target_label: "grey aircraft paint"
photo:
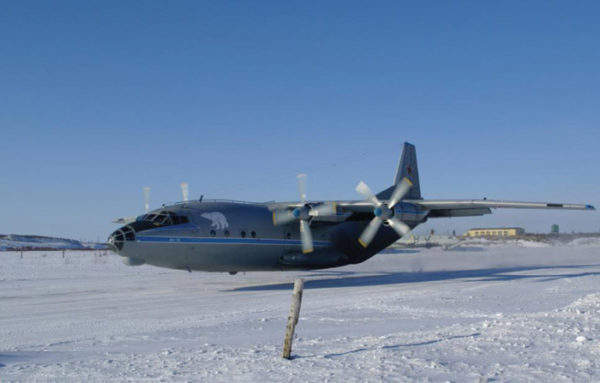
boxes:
[108,200,424,272]
[107,143,595,273]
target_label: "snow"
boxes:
[566,237,600,248]
[1,245,600,382]
[0,234,107,251]
[460,237,552,248]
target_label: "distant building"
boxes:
[465,227,525,237]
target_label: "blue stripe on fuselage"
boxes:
[136,236,333,247]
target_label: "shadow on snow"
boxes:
[320,332,482,359]
[230,264,600,292]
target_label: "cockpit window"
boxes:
[172,215,189,225]
[136,211,189,227]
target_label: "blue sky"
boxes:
[1,1,598,241]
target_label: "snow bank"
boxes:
[566,237,600,248]
[460,236,600,249]
[460,238,551,248]
[0,234,107,251]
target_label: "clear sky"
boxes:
[1,1,598,241]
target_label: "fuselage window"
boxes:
[225,230,230,237]
[251,231,256,238]
[241,231,246,238]
[286,232,291,239]
[210,230,216,237]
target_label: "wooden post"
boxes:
[282,278,304,359]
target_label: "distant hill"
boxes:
[0,234,108,251]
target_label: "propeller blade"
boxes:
[358,216,383,248]
[297,173,307,203]
[309,202,337,217]
[180,182,189,202]
[356,181,380,206]
[143,187,151,212]
[388,177,413,208]
[272,209,296,226]
[300,219,313,254]
[387,217,411,238]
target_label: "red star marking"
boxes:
[406,165,412,175]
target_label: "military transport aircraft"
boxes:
[107,143,595,273]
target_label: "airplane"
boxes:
[107,143,595,274]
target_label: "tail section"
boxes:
[377,142,422,200]
[394,142,421,199]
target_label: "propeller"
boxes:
[272,174,336,254]
[143,186,151,213]
[355,177,413,248]
[180,182,189,202]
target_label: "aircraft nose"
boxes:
[107,226,136,253]
[106,232,120,253]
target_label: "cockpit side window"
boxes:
[171,213,189,225]
[136,210,189,228]
[154,211,171,225]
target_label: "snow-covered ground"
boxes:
[1,245,600,382]
[0,234,106,251]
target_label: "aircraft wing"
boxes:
[268,201,376,213]
[268,199,595,220]
[267,200,372,223]
[408,199,595,218]
[268,201,372,212]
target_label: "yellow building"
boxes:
[465,227,525,237]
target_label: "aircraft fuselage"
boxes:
[108,200,428,272]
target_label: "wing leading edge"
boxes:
[410,199,595,218]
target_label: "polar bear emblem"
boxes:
[201,212,229,230]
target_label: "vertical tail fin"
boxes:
[394,142,421,199]
[377,142,422,200]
